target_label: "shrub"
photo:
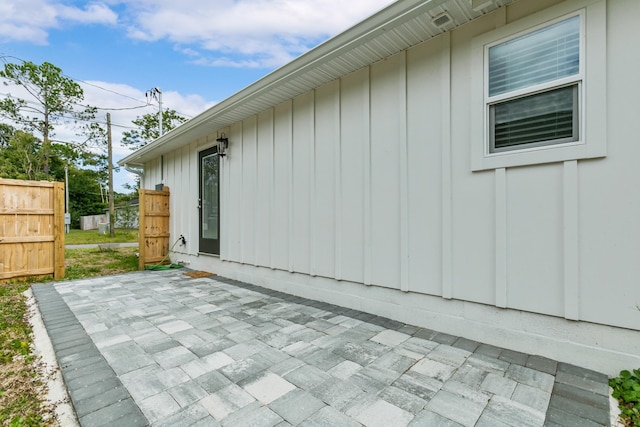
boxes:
[610,369,640,426]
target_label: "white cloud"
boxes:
[0,0,117,44]
[57,3,118,25]
[120,0,394,67]
[1,0,393,67]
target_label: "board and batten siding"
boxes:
[142,0,640,374]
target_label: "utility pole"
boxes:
[146,87,163,136]
[147,87,164,185]
[157,87,163,137]
[107,112,115,238]
[64,164,70,234]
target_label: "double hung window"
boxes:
[486,15,582,153]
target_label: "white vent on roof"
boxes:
[470,0,494,11]
[432,12,453,28]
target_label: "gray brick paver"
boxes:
[138,391,182,424]
[32,272,612,427]
[526,355,558,375]
[269,389,326,425]
[426,390,485,427]
[78,398,146,427]
[409,410,464,427]
[480,373,517,398]
[393,370,443,401]
[512,383,551,414]
[73,385,130,418]
[221,405,283,427]
[309,377,366,411]
[195,369,233,393]
[151,403,212,427]
[284,364,332,390]
[548,394,609,425]
[351,397,414,427]
[349,365,401,393]
[544,406,606,427]
[298,406,361,427]
[379,385,428,414]
[168,380,210,407]
[554,370,610,396]
[506,364,555,393]
[481,395,545,427]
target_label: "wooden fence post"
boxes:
[138,186,171,270]
[138,189,146,271]
[53,182,65,279]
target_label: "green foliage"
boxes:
[68,167,107,228]
[610,369,640,425]
[121,109,187,150]
[0,61,92,140]
[0,123,110,227]
[115,203,138,229]
[0,123,14,147]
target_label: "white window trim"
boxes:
[470,0,606,171]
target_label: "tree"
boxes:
[67,167,107,228]
[0,129,47,180]
[0,123,14,147]
[0,61,97,172]
[121,109,187,150]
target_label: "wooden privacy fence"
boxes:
[139,186,170,269]
[0,178,65,282]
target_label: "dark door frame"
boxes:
[198,146,220,255]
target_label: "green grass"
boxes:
[64,228,138,245]
[65,247,139,280]
[0,281,49,426]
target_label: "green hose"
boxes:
[144,236,185,271]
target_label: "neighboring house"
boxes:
[119,0,640,375]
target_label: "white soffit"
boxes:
[120,0,515,166]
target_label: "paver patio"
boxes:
[32,270,611,426]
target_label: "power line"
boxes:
[0,54,195,120]
[96,105,152,111]
[0,93,139,130]
[1,54,151,107]
[77,79,149,105]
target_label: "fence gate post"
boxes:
[53,182,65,279]
[138,189,146,270]
[138,187,171,270]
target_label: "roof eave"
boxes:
[119,0,501,167]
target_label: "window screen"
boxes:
[487,15,581,153]
[489,15,580,97]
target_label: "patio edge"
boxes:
[31,283,149,427]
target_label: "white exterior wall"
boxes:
[142,0,640,375]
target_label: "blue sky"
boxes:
[0,0,394,191]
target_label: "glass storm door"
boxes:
[199,146,220,255]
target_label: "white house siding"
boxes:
[142,0,640,374]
